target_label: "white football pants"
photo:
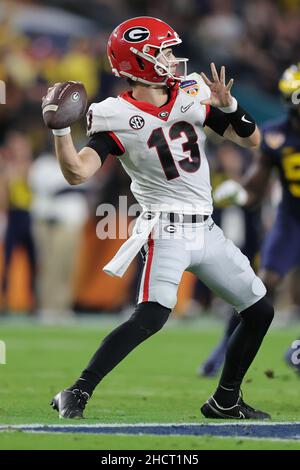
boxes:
[137,216,266,313]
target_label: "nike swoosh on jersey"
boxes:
[181,102,194,113]
[241,115,252,123]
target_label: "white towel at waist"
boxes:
[103,211,160,278]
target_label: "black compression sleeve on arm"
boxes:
[204,104,257,138]
[224,104,256,138]
[86,131,124,163]
[204,107,230,136]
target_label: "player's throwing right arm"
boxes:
[53,132,101,185]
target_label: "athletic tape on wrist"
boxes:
[52,127,71,136]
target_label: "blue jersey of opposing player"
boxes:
[241,64,300,277]
[259,116,300,276]
[261,117,300,220]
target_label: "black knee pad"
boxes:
[241,296,274,329]
[130,301,171,337]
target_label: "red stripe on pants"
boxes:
[142,235,154,302]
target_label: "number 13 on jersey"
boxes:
[147,121,201,180]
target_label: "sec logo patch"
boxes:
[129,115,145,129]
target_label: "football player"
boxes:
[199,64,300,377]
[44,17,274,419]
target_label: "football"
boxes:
[42,81,88,129]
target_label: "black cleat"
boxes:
[201,396,271,420]
[50,389,89,419]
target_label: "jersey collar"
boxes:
[120,84,179,121]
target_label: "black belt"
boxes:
[169,213,209,223]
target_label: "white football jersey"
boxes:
[87,73,213,214]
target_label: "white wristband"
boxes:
[52,127,71,136]
[218,97,238,114]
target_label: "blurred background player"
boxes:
[199,63,300,377]
[0,131,36,314]
[29,151,89,319]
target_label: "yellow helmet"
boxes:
[278,63,300,99]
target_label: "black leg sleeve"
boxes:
[219,297,274,391]
[69,302,171,396]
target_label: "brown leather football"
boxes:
[42,81,88,129]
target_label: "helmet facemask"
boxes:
[129,37,188,85]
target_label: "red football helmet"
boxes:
[107,17,188,86]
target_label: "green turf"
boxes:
[0,431,300,450]
[0,320,300,449]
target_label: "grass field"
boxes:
[0,318,299,450]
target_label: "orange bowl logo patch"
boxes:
[180,80,199,96]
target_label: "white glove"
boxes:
[213,180,248,206]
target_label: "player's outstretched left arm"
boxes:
[201,63,261,148]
